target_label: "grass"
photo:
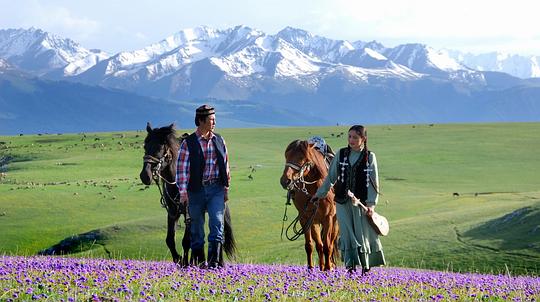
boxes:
[0,123,539,275]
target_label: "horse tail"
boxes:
[223,203,237,259]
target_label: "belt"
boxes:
[202,178,219,186]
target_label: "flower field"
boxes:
[0,256,538,301]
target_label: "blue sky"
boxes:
[1,0,538,56]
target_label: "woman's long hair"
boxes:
[349,125,369,162]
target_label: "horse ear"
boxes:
[146,122,152,133]
[305,141,316,151]
[299,140,307,151]
[169,123,175,130]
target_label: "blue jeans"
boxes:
[188,183,225,250]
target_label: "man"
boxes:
[175,105,231,268]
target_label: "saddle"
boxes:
[308,136,335,168]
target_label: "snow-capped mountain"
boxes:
[446,50,540,79]
[2,26,539,83]
[275,27,391,70]
[1,25,540,133]
[384,44,465,74]
[0,28,108,76]
[86,24,326,81]
[0,58,9,69]
[382,43,491,85]
[0,57,25,76]
[275,26,355,62]
[103,26,232,78]
[61,49,109,76]
[70,25,425,99]
[354,40,386,54]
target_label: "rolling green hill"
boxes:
[0,123,539,275]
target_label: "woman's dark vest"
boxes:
[185,132,229,192]
[334,147,370,204]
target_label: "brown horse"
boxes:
[280,140,339,271]
[139,123,236,266]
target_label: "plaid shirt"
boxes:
[176,130,230,200]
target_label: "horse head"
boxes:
[140,122,178,185]
[280,140,326,191]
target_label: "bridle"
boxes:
[143,148,176,185]
[143,147,179,211]
[284,161,318,196]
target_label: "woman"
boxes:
[311,125,386,274]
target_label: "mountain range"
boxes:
[1,26,540,134]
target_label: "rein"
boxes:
[281,160,321,241]
[282,195,320,241]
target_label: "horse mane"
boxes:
[144,125,179,151]
[307,143,329,180]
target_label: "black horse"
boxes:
[139,123,236,266]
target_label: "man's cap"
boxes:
[195,104,215,116]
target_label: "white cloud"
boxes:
[31,5,100,41]
[0,0,101,45]
[135,32,147,40]
[304,0,540,54]
[1,0,539,55]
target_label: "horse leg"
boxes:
[311,225,324,271]
[330,215,340,269]
[303,226,314,270]
[166,215,181,264]
[321,216,334,271]
[181,215,191,267]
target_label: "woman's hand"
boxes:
[366,206,375,217]
[346,190,357,202]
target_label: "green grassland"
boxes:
[1,123,539,275]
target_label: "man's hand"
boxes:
[180,196,189,206]
[224,191,229,202]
